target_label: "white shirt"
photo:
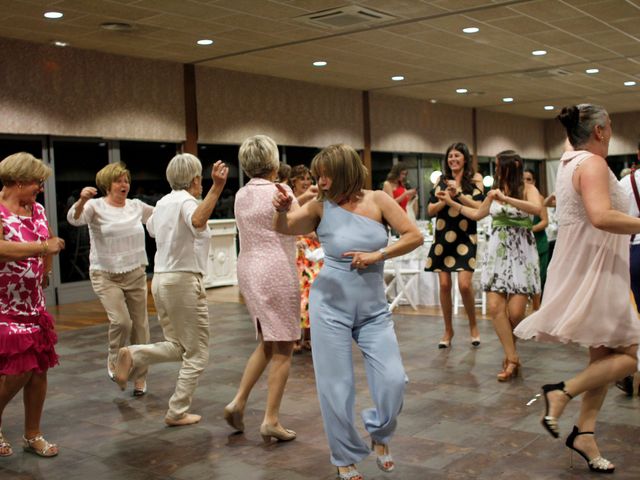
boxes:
[619,171,640,245]
[67,197,153,273]
[147,190,210,275]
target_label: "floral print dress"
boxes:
[296,236,323,329]
[481,200,540,295]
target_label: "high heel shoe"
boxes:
[540,381,573,438]
[470,336,481,347]
[336,465,363,480]
[565,425,615,473]
[223,404,245,432]
[496,360,520,382]
[371,440,395,472]
[438,339,451,349]
[259,424,296,443]
[133,380,147,397]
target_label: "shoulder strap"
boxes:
[630,169,640,241]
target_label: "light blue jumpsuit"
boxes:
[309,201,406,467]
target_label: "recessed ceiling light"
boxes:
[585,68,599,74]
[462,27,479,34]
[430,99,437,103]
[52,41,69,47]
[44,11,63,19]
[456,88,468,94]
[312,60,327,67]
[502,97,514,103]
[544,105,554,111]
[532,50,547,56]
[197,39,214,46]
[391,75,405,81]
[624,81,637,86]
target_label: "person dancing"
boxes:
[438,150,541,381]
[67,163,153,396]
[515,104,639,473]
[274,144,423,480]
[0,153,65,457]
[223,135,299,442]
[115,154,228,426]
[426,142,484,348]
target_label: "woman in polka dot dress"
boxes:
[437,150,542,382]
[426,143,484,349]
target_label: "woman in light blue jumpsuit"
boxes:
[274,144,423,480]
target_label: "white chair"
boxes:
[384,258,421,311]
[452,270,487,316]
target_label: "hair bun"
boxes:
[557,106,579,130]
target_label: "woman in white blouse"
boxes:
[67,162,153,396]
[114,154,228,426]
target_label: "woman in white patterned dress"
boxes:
[437,150,541,381]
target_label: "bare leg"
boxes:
[506,294,528,328]
[531,293,542,311]
[487,292,518,362]
[22,371,58,455]
[0,372,32,454]
[457,271,478,339]
[438,272,454,343]
[546,345,638,464]
[263,341,294,428]
[226,340,273,419]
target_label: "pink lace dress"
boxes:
[0,202,58,375]
[515,151,640,348]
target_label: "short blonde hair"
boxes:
[0,152,52,186]
[95,162,131,195]
[238,135,279,179]
[166,153,202,190]
[310,144,367,202]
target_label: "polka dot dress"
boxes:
[425,178,484,272]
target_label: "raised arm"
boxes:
[578,155,640,234]
[273,184,321,235]
[67,186,97,225]
[191,160,228,230]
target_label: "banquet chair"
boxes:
[384,258,421,312]
[452,270,487,315]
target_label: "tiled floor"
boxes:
[1,302,639,479]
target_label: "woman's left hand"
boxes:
[343,250,382,269]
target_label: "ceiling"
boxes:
[2,0,640,118]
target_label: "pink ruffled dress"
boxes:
[515,151,640,348]
[0,202,58,375]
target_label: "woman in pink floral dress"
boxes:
[290,165,322,352]
[0,153,65,458]
[223,136,300,443]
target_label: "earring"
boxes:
[18,184,22,189]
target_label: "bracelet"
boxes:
[379,248,388,261]
[40,239,48,256]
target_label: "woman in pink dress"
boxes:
[223,135,299,442]
[0,153,65,458]
[515,105,640,474]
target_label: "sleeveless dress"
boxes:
[0,202,58,375]
[515,150,640,348]
[235,179,300,341]
[392,182,409,211]
[426,178,484,272]
[481,200,540,295]
[309,200,405,466]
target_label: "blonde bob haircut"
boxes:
[238,135,279,179]
[166,153,202,190]
[95,162,131,195]
[0,152,52,186]
[310,144,368,203]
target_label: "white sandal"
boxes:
[0,429,12,457]
[22,434,58,457]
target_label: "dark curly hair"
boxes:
[443,142,476,194]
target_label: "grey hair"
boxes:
[166,153,202,190]
[558,104,608,148]
[238,135,279,179]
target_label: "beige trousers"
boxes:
[129,272,210,421]
[90,266,150,381]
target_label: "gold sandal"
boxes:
[0,429,12,457]
[22,434,58,457]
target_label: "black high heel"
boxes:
[565,426,615,473]
[540,381,573,438]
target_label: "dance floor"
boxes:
[1,297,639,479]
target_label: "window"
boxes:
[197,144,241,219]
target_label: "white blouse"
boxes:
[147,190,210,276]
[67,197,154,273]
